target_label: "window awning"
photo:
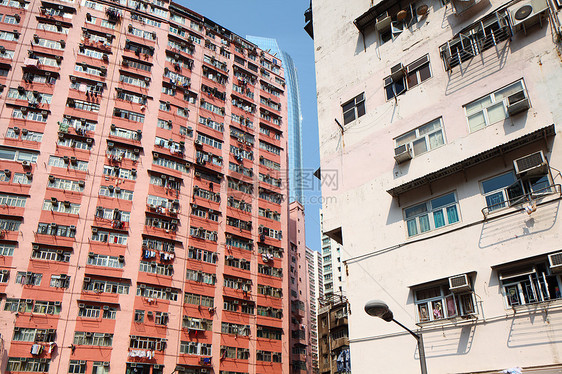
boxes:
[354,6,379,31]
[387,124,555,197]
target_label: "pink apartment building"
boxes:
[288,201,311,373]
[0,0,291,373]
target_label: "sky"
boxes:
[181,0,323,252]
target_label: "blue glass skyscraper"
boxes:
[246,36,304,204]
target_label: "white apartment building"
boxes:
[321,212,345,298]
[307,247,324,373]
[311,0,562,372]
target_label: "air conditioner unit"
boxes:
[548,252,562,273]
[506,89,530,116]
[376,11,392,31]
[513,151,547,177]
[508,0,549,30]
[448,274,471,292]
[394,143,413,163]
[390,63,405,81]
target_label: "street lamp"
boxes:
[365,300,428,374]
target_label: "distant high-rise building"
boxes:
[288,201,312,373]
[247,36,304,204]
[320,211,344,298]
[306,247,323,373]
[0,2,292,373]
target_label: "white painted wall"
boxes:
[313,0,562,371]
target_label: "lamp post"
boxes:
[364,300,428,374]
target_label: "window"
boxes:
[88,254,124,268]
[406,55,432,89]
[7,358,49,372]
[92,362,110,374]
[499,258,562,307]
[84,279,129,294]
[78,305,100,319]
[73,332,113,347]
[49,155,89,171]
[68,360,86,374]
[404,192,460,237]
[137,284,178,301]
[481,166,552,213]
[179,341,212,355]
[481,172,519,212]
[465,80,526,132]
[385,55,431,100]
[0,243,15,256]
[184,292,214,307]
[16,271,42,285]
[134,309,144,323]
[395,118,444,157]
[33,301,61,314]
[414,280,476,323]
[342,93,365,125]
[0,147,39,163]
[50,274,70,288]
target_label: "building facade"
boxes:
[0,1,291,373]
[311,0,562,372]
[287,201,312,373]
[306,246,324,373]
[317,295,350,374]
[246,36,304,205]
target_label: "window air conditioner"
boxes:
[513,151,547,177]
[375,11,392,31]
[394,143,413,164]
[448,274,471,292]
[548,252,562,273]
[508,0,549,31]
[506,89,530,116]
